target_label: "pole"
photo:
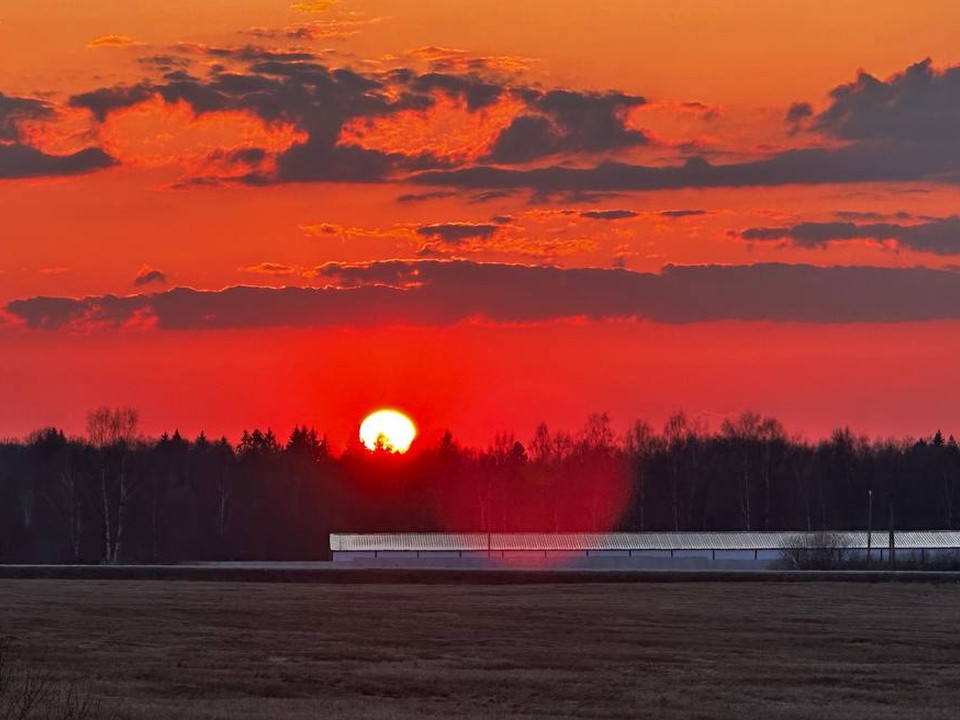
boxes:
[866,489,873,565]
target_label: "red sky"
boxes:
[3,1,960,448]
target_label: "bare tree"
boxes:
[779,531,849,570]
[721,411,764,530]
[529,422,552,465]
[86,407,139,564]
[663,411,688,531]
[625,419,660,532]
[758,416,786,530]
[578,413,616,529]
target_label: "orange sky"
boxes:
[3,1,960,446]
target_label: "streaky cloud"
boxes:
[9,262,960,330]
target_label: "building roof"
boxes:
[330,531,960,552]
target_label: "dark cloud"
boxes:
[0,95,109,176]
[416,59,960,191]
[488,115,559,164]
[740,217,960,254]
[487,89,647,163]
[409,72,502,111]
[415,223,499,242]
[0,96,111,179]
[133,268,167,287]
[11,262,960,330]
[491,215,514,224]
[0,92,54,141]
[815,58,960,145]
[70,83,156,122]
[785,102,813,124]
[206,146,267,167]
[198,45,321,63]
[276,142,396,182]
[834,210,914,222]
[136,55,192,72]
[64,48,657,184]
[468,190,514,203]
[537,190,625,204]
[69,54,454,184]
[414,140,955,191]
[660,209,709,218]
[230,147,267,165]
[0,145,116,179]
[65,53,960,191]
[396,190,458,203]
[580,209,637,220]
[532,90,646,147]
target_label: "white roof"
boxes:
[330,531,960,552]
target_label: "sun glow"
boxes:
[359,409,417,453]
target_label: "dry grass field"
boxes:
[1,579,959,719]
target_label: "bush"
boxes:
[779,531,850,570]
[0,640,113,720]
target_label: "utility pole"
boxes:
[866,488,873,565]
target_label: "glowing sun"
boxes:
[359,409,417,453]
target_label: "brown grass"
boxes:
[1,580,959,719]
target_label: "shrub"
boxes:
[0,640,113,720]
[779,531,850,570]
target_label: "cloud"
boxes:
[210,146,267,166]
[87,34,143,49]
[0,92,54,141]
[238,262,303,276]
[487,115,558,164]
[137,55,192,72]
[242,16,380,41]
[69,60,417,182]
[396,190,458,203]
[409,59,960,191]
[834,210,914,222]
[0,91,117,179]
[785,102,813,124]
[486,89,647,163]
[412,140,954,191]
[11,262,960,331]
[815,58,960,145]
[415,223,499,242]
[660,209,709,218]
[65,51,960,192]
[580,209,637,221]
[70,83,156,122]
[0,144,116,179]
[408,73,502,111]
[63,48,656,184]
[291,1,335,12]
[133,267,167,287]
[739,216,960,254]
[468,190,514,203]
[299,222,413,242]
[404,46,533,74]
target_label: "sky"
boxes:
[3,0,960,448]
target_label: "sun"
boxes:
[359,409,417,453]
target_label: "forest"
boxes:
[1,407,958,563]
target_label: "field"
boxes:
[2,579,959,719]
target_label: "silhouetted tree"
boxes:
[86,407,139,563]
[2,412,960,563]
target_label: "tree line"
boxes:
[1,407,958,563]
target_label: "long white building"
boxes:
[330,531,960,568]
